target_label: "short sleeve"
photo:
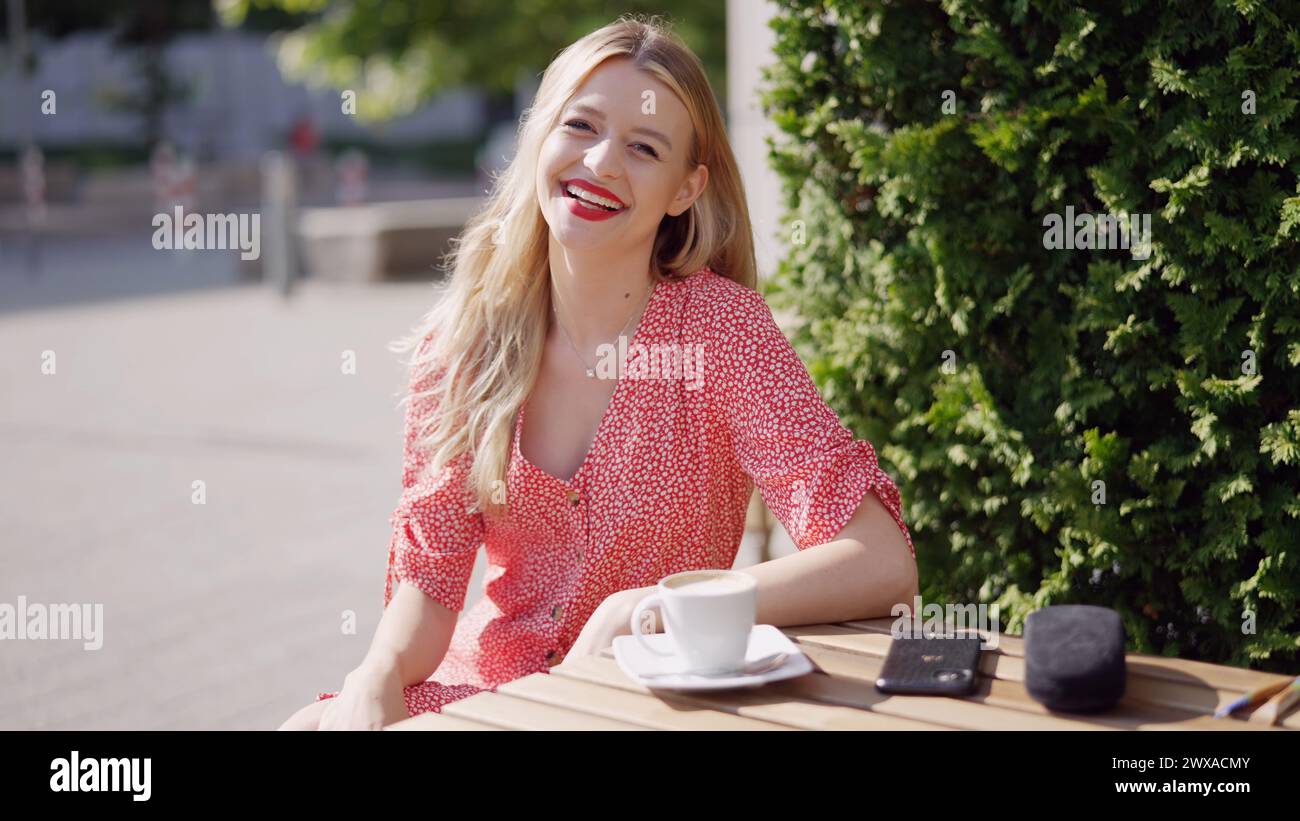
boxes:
[382,333,485,613]
[706,286,914,558]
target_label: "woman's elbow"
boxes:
[897,552,919,602]
[853,528,917,617]
[880,526,918,605]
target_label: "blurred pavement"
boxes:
[1,280,451,729]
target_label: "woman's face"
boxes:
[536,57,708,255]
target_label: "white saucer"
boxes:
[612,624,813,690]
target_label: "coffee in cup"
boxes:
[629,569,757,674]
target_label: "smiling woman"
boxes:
[282,14,916,732]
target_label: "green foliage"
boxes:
[218,1,727,122]
[762,0,1300,669]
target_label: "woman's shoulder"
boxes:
[673,264,752,298]
[673,265,771,337]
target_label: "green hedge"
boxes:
[761,0,1300,669]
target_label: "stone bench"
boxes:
[296,196,485,282]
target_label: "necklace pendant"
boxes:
[585,367,596,378]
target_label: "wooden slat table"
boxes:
[388,618,1299,731]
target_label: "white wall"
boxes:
[727,0,785,282]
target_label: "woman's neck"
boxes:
[546,236,658,350]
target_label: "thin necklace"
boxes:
[552,277,655,378]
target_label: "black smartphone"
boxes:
[875,633,983,696]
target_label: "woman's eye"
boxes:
[562,119,658,158]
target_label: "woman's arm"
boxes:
[318,583,458,729]
[739,490,918,628]
[356,330,480,687]
[352,582,458,687]
[697,279,918,628]
[586,491,916,655]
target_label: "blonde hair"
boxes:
[389,14,756,519]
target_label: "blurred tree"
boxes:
[3,1,209,146]
[102,2,212,148]
[215,0,727,123]
[762,0,1300,669]
[2,0,306,146]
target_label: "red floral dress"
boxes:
[316,266,914,717]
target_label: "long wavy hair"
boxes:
[389,15,757,519]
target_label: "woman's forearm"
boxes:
[739,493,918,627]
[740,537,916,628]
[354,582,458,688]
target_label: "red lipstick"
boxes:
[560,178,627,222]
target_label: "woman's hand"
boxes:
[565,585,659,662]
[317,663,409,731]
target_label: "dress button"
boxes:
[566,489,581,505]
[546,649,559,666]
[551,603,565,620]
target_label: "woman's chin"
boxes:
[548,222,621,251]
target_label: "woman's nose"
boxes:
[584,139,622,179]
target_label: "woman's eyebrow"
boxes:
[568,102,673,151]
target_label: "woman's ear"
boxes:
[667,163,709,217]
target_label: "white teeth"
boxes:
[565,183,623,210]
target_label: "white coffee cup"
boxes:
[629,569,757,674]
